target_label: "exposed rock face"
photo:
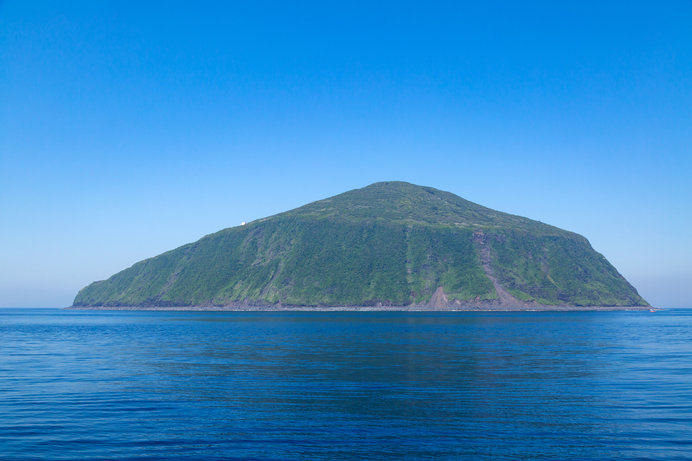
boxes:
[472,231,543,309]
[73,182,649,309]
[426,286,450,308]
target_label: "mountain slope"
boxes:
[73,182,648,309]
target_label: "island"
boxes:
[73,182,649,310]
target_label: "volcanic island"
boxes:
[73,182,649,311]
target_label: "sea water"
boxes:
[1,308,691,460]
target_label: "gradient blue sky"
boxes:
[1,1,691,307]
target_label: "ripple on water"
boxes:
[1,308,691,460]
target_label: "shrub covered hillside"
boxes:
[74,182,648,308]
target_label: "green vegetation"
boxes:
[486,229,647,306]
[73,182,648,308]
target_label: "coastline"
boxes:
[68,305,652,312]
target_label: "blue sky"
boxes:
[1,1,690,307]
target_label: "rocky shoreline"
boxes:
[69,304,651,312]
[70,285,651,312]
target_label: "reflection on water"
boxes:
[1,309,691,459]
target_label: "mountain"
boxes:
[73,182,648,309]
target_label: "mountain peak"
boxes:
[283,181,559,234]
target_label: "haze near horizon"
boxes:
[1,1,690,307]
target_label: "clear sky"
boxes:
[1,1,690,308]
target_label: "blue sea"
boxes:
[1,308,691,460]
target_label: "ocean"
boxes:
[1,308,690,460]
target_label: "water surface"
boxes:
[1,308,691,460]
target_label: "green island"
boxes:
[73,182,649,310]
